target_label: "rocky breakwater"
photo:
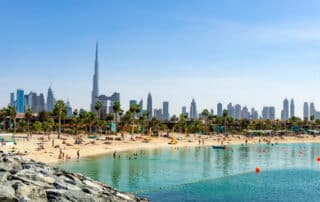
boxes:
[0,152,148,202]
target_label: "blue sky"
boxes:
[1,0,320,117]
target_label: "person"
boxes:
[52,139,54,147]
[198,139,201,146]
[113,151,117,159]
[77,150,80,159]
[202,139,205,145]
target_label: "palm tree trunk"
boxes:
[27,120,30,135]
[58,114,61,139]
[13,118,16,134]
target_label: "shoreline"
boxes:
[1,133,320,164]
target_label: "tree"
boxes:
[43,118,55,137]
[25,108,33,135]
[53,100,66,139]
[95,101,103,119]
[112,101,122,123]
[18,119,26,132]
[87,112,97,133]
[38,110,49,122]
[33,121,42,134]
[0,108,8,131]
[7,106,17,134]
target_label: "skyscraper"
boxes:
[281,98,289,121]
[234,104,241,120]
[217,103,223,117]
[310,102,316,118]
[290,99,295,118]
[66,100,73,117]
[251,108,258,120]
[190,98,198,120]
[16,89,24,113]
[10,92,15,107]
[154,109,162,120]
[182,106,187,117]
[47,86,56,112]
[241,106,249,119]
[91,42,99,112]
[227,103,234,118]
[262,106,275,120]
[138,99,143,116]
[147,93,152,121]
[139,99,143,111]
[163,101,169,121]
[303,102,309,120]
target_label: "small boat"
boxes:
[212,145,226,149]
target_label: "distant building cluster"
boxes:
[6,43,320,122]
[9,86,73,117]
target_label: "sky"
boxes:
[1,0,320,118]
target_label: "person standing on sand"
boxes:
[77,150,80,159]
[52,139,54,147]
[198,139,201,146]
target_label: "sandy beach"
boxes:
[1,133,320,164]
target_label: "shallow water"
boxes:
[59,143,320,201]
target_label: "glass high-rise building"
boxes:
[163,101,169,121]
[190,98,198,120]
[47,86,56,112]
[217,103,223,117]
[262,106,275,120]
[147,93,153,121]
[290,99,295,118]
[16,89,24,113]
[281,98,289,121]
[91,42,99,112]
[10,92,15,107]
[303,102,309,120]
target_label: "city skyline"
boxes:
[2,1,320,117]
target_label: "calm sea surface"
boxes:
[58,143,320,201]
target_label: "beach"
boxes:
[1,133,320,164]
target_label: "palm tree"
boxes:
[95,101,103,119]
[0,108,8,131]
[79,111,89,133]
[25,108,33,135]
[87,112,97,134]
[7,106,17,134]
[53,100,66,139]
[113,101,121,123]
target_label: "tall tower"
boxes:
[290,99,295,118]
[163,101,169,121]
[47,86,56,112]
[282,98,289,121]
[190,98,198,120]
[217,103,223,117]
[147,93,152,121]
[91,42,99,112]
[303,102,309,120]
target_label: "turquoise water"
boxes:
[59,143,320,201]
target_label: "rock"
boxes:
[0,184,17,201]
[0,153,147,202]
